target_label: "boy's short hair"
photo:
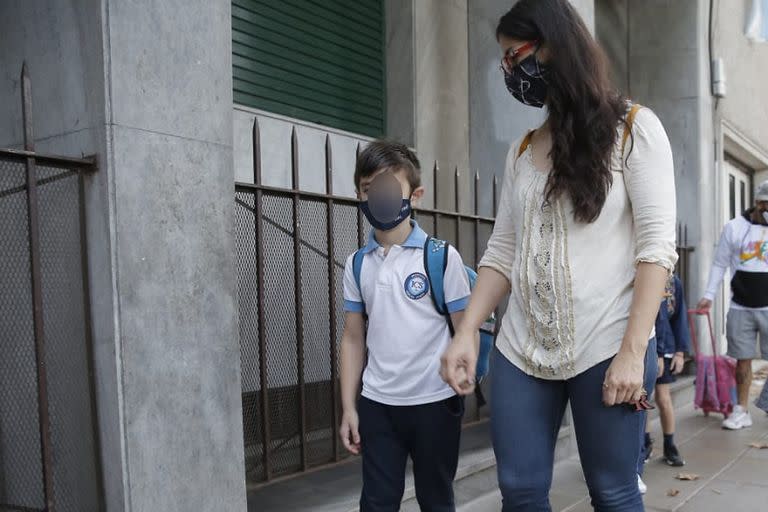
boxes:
[354,140,421,193]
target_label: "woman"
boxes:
[441,1,677,510]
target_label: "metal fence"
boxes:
[0,65,102,512]
[235,119,697,487]
[235,121,498,485]
[675,223,694,303]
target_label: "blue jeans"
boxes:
[637,342,659,476]
[490,340,657,512]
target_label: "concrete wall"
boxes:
[1,0,248,510]
[596,0,722,345]
[715,0,768,158]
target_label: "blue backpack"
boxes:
[352,237,496,402]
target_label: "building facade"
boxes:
[2,1,767,511]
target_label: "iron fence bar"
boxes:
[474,172,480,269]
[356,143,364,247]
[21,62,55,512]
[291,128,308,471]
[454,167,461,251]
[0,169,79,200]
[324,135,340,462]
[473,171,482,421]
[233,184,496,223]
[235,182,360,207]
[252,119,272,480]
[492,175,501,357]
[432,162,440,238]
[0,148,96,170]
[79,173,106,510]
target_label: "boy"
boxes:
[644,273,691,467]
[339,140,471,512]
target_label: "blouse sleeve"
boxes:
[478,141,521,281]
[623,107,678,273]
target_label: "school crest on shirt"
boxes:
[404,272,429,300]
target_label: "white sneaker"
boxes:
[722,405,753,430]
[638,474,647,495]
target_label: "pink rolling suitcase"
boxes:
[688,309,737,418]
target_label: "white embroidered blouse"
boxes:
[479,107,678,379]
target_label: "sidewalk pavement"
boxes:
[248,366,768,512]
[464,366,768,512]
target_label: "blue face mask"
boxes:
[360,196,412,231]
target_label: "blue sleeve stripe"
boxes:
[344,300,365,313]
[446,296,470,314]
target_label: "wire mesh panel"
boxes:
[36,167,100,512]
[235,182,497,484]
[332,204,360,462]
[0,160,45,511]
[0,159,100,512]
[260,194,302,477]
[235,190,265,481]
[298,199,334,467]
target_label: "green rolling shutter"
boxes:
[232,0,385,137]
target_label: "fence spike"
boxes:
[325,134,333,195]
[252,118,262,185]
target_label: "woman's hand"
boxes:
[603,348,645,406]
[657,356,665,378]
[671,352,685,375]
[441,329,479,395]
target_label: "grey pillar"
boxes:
[100,0,246,510]
[1,0,247,510]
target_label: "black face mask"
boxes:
[503,53,549,108]
[359,172,412,231]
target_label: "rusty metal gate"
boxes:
[235,121,498,486]
[0,65,102,512]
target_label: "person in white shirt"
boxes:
[339,140,471,512]
[440,1,677,510]
[696,180,768,430]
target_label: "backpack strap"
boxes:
[352,249,366,314]
[517,130,535,158]
[621,103,642,156]
[423,237,455,335]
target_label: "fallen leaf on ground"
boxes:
[748,442,768,449]
[675,473,700,481]
[667,489,680,497]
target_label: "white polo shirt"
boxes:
[343,222,471,406]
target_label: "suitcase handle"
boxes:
[687,309,718,357]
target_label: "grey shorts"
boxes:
[726,308,768,360]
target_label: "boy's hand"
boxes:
[657,356,664,378]
[671,352,685,374]
[441,330,479,395]
[340,410,361,455]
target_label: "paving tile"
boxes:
[718,456,768,487]
[551,492,588,511]
[551,459,589,497]
[677,480,768,512]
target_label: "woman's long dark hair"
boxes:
[497,0,628,223]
